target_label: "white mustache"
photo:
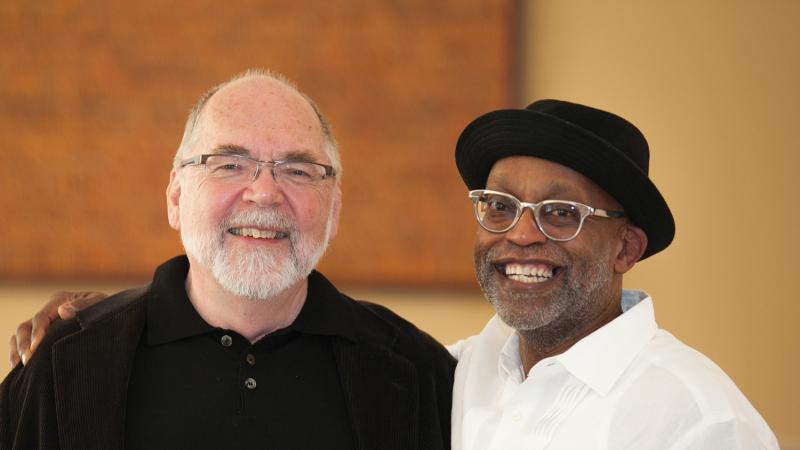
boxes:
[221,209,295,234]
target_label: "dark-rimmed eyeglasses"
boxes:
[179,154,336,186]
[469,189,626,241]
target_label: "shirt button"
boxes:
[221,335,233,347]
[512,411,523,422]
[244,378,257,390]
[246,354,256,366]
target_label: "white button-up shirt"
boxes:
[449,291,778,449]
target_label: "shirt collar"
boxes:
[498,290,658,395]
[147,256,214,345]
[292,271,358,343]
[146,255,357,345]
[556,290,656,395]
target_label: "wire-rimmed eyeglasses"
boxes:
[179,153,336,186]
[469,189,626,241]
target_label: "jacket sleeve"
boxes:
[0,363,19,449]
[358,301,457,450]
[0,319,79,450]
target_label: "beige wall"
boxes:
[522,0,799,446]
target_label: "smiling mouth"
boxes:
[495,262,560,284]
[228,227,288,240]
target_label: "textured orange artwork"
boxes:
[0,1,516,287]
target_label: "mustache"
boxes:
[220,209,296,232]
[478,241,567,265]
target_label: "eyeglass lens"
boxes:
[473,192,584,240]
[204,155,328,185]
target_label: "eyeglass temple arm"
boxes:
[179,155,205,167]
[593,208,626,218]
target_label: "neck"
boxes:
[184,265,308,343]
[517,295,622,375]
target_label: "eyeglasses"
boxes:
[469,189,626,241]
[179,154,336,186]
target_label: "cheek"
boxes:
[567,229,617,265]
[290,191,335,232]
[474,228,502,257]
[183,184,239,226]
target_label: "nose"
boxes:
[504,207,548,246]
[241,164,284,207]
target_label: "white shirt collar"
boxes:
[498,290,658,395]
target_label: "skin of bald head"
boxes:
[473,156,647,371]
[173,68,342,178]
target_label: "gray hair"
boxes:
[172,68,341,177]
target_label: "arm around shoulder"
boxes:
[0,318,81,449]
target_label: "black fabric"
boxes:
[455,99,675,259]
[0,255,456,450]
[125,256,355,449]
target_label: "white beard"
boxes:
[474,241,615,334]
[181,208,332,300]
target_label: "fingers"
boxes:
[9,334,20,367]
[28,293,67,356]
[56,291,108,320]
[13,320,33,366]
[11,290,109,367]
[31,291,108,348]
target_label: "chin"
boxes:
[491,295,562,332]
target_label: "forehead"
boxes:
[194,78,326,160]
[486,156,617,205]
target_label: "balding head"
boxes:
[174,69,341,176]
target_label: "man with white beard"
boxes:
[0,70,455,450]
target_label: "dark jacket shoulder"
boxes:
[308,271,455,368]
[0,286,149,450]
[308,271,455,450]
[355,300,456,368]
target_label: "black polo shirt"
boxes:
[125,257,357,449]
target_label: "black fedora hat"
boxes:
[455,99,674,259]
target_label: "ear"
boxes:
[327,181,342,239]
[166,169,182,231]
[614,224,648,274]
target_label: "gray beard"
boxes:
[474,241,615,353]
[182,208,331,300]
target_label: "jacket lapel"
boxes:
[51,288,146,450]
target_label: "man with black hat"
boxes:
[449,100,778,449]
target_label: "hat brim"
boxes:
[455,109,674,259]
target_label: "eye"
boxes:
[540,202,581,224]
[276,162,322,182]
[215,163,242,171]
[286,168,312,178]
[481,194,516,216]
[552,208,574,217]
[207,162,247,177]
[488,199,508,211]
[205,155,249,176]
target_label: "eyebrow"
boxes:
[278,150,321,164]
[211,145,323,164]
[490,176,581,199]
[541,181,579,198]
[213,144,252,157]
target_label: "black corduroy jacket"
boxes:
[0,266,456,450]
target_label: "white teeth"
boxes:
[230,228,284,239]
[504,264,553,283]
